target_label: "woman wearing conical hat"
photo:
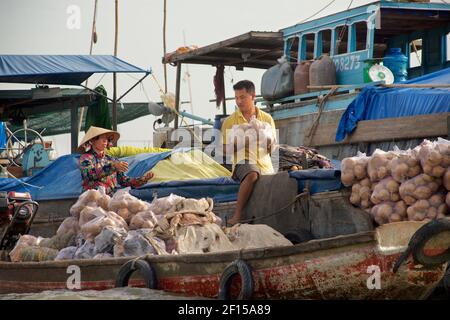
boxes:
[78,126,154,196]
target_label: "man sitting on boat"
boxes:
[222,80,276,226]
[77,126,154,196]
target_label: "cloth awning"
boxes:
[0,55,150,85]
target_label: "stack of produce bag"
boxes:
[10,187,292,262]
[341,139,450,226]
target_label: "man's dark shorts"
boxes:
[232,163,261,182]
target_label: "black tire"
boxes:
[283,229,313,244]
[393,219,450,272]
[218,259,254,300]
[115,259,157,289]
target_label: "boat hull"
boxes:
[1,221,448,299]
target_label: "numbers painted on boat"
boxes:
[333,55,362,72]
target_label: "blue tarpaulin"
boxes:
[0,55,150,85]
[0,122,6,149]
[0,147,343,202]
[289,169,343,195]
[131,169,343,204]
[0,151,172,201]
[336,67,450,142]
[130,177,241,203]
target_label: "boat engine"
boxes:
[0,191,38,250]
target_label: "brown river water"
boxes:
[0,287,211,300]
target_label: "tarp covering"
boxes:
[148,149,231,183]
[130,177,240,203]
[289,169,343,195]
[0,122,6,149]
[0,148,232,201]
[106,146,171,158]
[0,55,150,85]
[336,67,450,142]
[84,85,112,131]
[9,102,153,137]
[132,169,343,204]
[0,149,343,203]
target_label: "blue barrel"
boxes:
[383,48,408,83]
[212,114,229,144]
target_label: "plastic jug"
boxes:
[309,54,336,91]
[294,61,311,95]
[383,48,408,82]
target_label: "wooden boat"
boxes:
[1,220,449,299]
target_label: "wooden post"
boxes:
[163,0,168,93]
[112,0,119,136]
[113,76,117,131]
[78,0,98,136]
[70,104,79,153]
[174,63,182,129]
[222,69,227,115]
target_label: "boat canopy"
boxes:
[162,31,284,69]
[0,55,150,85]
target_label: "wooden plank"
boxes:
[277,112,450,147]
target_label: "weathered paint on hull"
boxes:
[0,222,448,299]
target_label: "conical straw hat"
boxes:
[77,126,120,153]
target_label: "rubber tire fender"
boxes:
[218,259,254,300]
[283,229,313,244]
[115,259,157,289]
[393,219,450,272]
[411,219,450,267]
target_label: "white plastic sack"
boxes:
[225,224,292,250]
[175,224,235,254]
[94,226,127,254]
[55,246,77,261]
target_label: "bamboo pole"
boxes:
[163,0,168,93]
[112,0,119,135]
[78,0,99,134]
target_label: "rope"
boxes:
[4,167,43,189]
[336,0,356,51]
[305,86,339,146]
[235,191,310,225]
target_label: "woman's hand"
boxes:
[113,161,129,173]
[142,171,154,181]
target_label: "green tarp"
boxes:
[84,85,112,131]
[9,102,151,136]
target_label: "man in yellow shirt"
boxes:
[221,80,276,225]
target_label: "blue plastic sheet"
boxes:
[288,169,343,195]
[0,122,6,149]
[130,177,240,203]
[131,169,344,204]
[336,67,450,142]
[0,149,343,202]
[0,55,150,85]
[0,151,172,201]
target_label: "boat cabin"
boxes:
[282,0,450,86]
